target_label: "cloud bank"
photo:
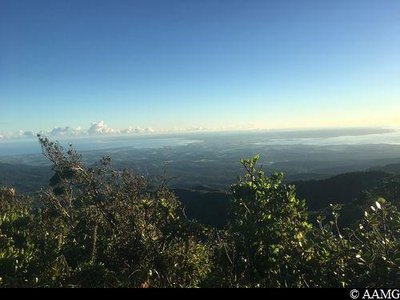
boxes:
[0,121,162,140]
[88,121,115,135]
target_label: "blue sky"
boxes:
[1,0,399,136]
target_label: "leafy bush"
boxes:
[208,155,314,287]
[1,139,400,288]
[1,136,211,287]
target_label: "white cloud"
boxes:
[22,131,36,138]
[15,130,37,138]
[121,126,138,134]
[121,127,155,134]
[0,121,163,140]
[50,126,83,137]
[120,127,132,134]
[190,126,206,131]
[88,121,115,135]
[144,127,154,133]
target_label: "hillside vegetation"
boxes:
[1,137,400,287]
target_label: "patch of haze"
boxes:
[253,129,400,146]
[0,135,203,157]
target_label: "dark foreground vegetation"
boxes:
[1,137,400,288]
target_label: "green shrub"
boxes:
[1,140,400,288]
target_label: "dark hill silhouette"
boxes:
[2,161,400,228]
[293,171,393,211]
[0,162,51,193]
[173,188,231,228]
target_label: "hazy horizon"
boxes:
[1,126,399,158]
[0,123,399,141]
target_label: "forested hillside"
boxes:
[175,171,400,229]
[0,163,51,193]
[1,137,400,287]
